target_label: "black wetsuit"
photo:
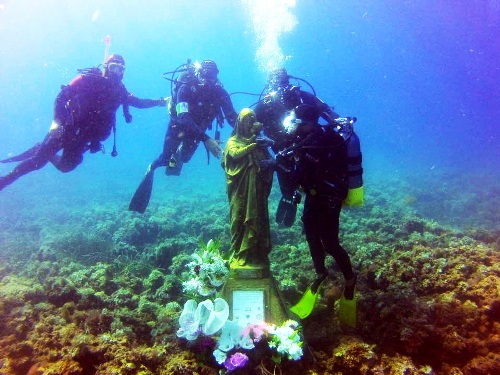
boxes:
[286,125,355,280]
[127,76,237,214]
[151,79,237,170]
[254,86,338,198]
[0,70,163,190]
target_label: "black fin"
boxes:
[128,168,155,213]
[1,143,42,163]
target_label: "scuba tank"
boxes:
[336,117,364,206]
[163,59,196,117]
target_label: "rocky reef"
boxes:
[0,172,498,374]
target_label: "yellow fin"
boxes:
[339,294,357,328]
[290,288,319,319]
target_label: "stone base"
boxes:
[228,263,271,279]
[220,265,289,326]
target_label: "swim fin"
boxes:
[289,281,324,319]
[339,292,357,328]
[1,143,42,163]
[129,166,154,213]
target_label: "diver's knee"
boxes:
[151,156,168,170]
[54,156,82,172]
[57,163,78,173]
[149,160,160,171]
[63,166,77,173]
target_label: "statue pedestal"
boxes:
[220,265,289,326]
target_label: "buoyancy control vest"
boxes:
[65,66,126,157]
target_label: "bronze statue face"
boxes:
[237,108,257,138]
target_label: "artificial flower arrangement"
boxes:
[177,298,303,373]
[178,239,303,373]
[182,238,231,297]
[213,318,303,373]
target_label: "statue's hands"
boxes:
[204,137,222,159]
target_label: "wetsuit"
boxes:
[254,85,339,223]
[151,78,237,171]
[0,71,163,190]
[128,76,237,214]
[286,125,355,280]
[255,86,338,153]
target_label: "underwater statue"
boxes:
[222,108,274,267]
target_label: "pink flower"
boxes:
[241,322,274,342]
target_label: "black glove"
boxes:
[157,98,167,107]
[255,135,275,147]
[259,159,276,171]
[124,113,133,123]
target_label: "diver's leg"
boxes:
[0,132,61,190]
[152,123,180,171]
[50,140,86,173]
[276,162,295,197]
[0,155,51,190]
[166,137,197,175]
[0,142,43,163]
[129,128,176,212]
[302,195,329,291]
[162,137,182,175]
[275,162,300,226]
[179,138,199,163]
[321,198,356,298]
[165,135,195,176]
[321,199,354,279]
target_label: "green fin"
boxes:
[290,278,327,319]
[339,293,357,328]
[290,288,319,319]
[129,168,154,213]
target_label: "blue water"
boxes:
[0,0,498,226]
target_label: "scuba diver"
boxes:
[0,54,166,191]
[129,59,238,214]
[281,104,357,321]
[254,68,341,227]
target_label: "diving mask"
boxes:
[107,62,126,75]
[197,68,218,85]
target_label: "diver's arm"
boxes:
[320,102,340,125]
[301,91,340,125]
[118,86,164,123]
[219,88,238,127]
[127,94,166,109]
